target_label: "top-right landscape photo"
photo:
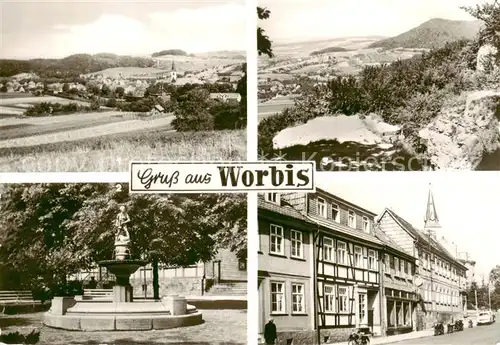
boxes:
[257,0,500,171]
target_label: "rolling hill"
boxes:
[0,53,155,78]
[368,18,483,50]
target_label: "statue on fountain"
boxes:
[114,205,131,260]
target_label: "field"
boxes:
[0,128,246,172]
[0,95,99,118]
[258,97,296,122]
[0,95,246,171]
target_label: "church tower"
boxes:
[170,60,177,83]
[424,184,441,231]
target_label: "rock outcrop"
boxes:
[476,43,498,72]
[419,90,500,170]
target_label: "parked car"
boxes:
[477,311,495,325]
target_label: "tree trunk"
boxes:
[153,259,159,300]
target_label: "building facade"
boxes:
[258,189,417,345]
[258,195,315,345]
[377,188,468,329]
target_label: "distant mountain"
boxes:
[368,18,483,50]
[310,46,349,56]
[151,49,188,57]
[0,53,154,78]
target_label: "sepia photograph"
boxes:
[257,0,500,171]
[0,183,247,345]
[258,173,500,344]
[0,0,247,172]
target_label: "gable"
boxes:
[377,210,415,256]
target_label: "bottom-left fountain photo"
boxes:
[0,183,247,345]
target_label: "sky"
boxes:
[316,172,500,281]
[0,0,245,59]
[258,0,488,43]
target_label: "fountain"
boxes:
[43,205,203,331]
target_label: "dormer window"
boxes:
[265,193,280,204]
[317,197,326,218]
[348,210,356,228]
[331,204,340,222]
[362,216,369,232]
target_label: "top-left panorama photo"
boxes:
[0,0,247,172]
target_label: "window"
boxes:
[292,283,305,313]
[238,259,247,271]
[271,282,285,313]
[324,285,335,312]
[338,286,349,312]
[400,259,404,273]
[394,257,399,272]
[290,230,303,258]
[337,241,347,265]
[354,246,363,268]
[390,255,395,269]
[368,250,376,270]
[331,204,340,222]
[323,237,334,262]
[317,197,326,218]
[270,224,284,255]
[404,261,408,274]
[384,254,390,272]
[359,293,367,324]
[348,210,356,228]
[265,193,279,204]
[362,216,369,232]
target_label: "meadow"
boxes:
[0,129,246,172]
[0,94,246,171]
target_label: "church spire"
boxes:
[424,183,441,230]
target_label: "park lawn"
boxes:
[0,309,247,345]
[0,129,247,172]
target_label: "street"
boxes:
[389,322,500,345]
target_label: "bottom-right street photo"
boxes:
[258,172,500,345]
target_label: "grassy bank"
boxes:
[0,129,246,172]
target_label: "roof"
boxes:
[209,93,241,99]
[373,228,413,260]
[258,197,308,222]
[308,214,383,247]
[316,187,378,217]
[154,104,165,112]
[381,208,466,268]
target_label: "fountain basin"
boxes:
[43,296,203,331]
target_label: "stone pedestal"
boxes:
[114,242,129,260]
[162,295,187,315]
[113,284,134,302]
[50,296,76,315]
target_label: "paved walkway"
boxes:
[330,330,434,345]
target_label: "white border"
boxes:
[246,0,258,343]
[0,172,128,183]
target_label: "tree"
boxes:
[62,83,70,93]
[115,86,125,99]
[462,0,500,62]
[257,7,274,58]
[0,184,246,297]
[0,85,7,92]
[171,89,215,131]
[489,264,500,284]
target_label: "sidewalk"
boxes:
[330,330,434,345]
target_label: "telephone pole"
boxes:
[488,282,492,310]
